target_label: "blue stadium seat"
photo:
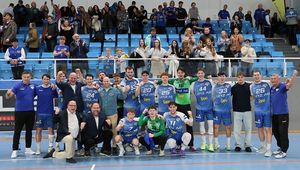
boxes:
[251,42,263,52]
[252,62,267,76]
[243,34,254,41]
[0,61,11,79]
[267,62,282,76]
[254,34,266,43]
[168,34,179,43]
[262,42,275,53]
[26,52,40,59]
[42,52,54,59]
[286,62,295,77]
[89,42,102,52]
[166,27,177,34]
[271,51,284,62]
[258,55,271,63]
[87,52,100,58]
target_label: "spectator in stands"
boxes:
[51,3,61,22]
[271,12,281,38]
[254,3,265,34]
[102,3,114,34]
[218,4,230,20]
[26,22,39,52]
[155,5,166,34]
[91,5,102,34]
[6,71,36,159]
[183,28,196,49]
[200,38,221,77]
[78,6,91,34]
[148,39,168,78]
[43,15,58,52]
[29,1,42,26]
[4,38,25,79]
[230,27,244,77]
[116,48,129,77]
[3,3,14,17]
[70,34,89,75]
[167,40,180,77]
[81,102,113,156]
[231,15,242,33]
[165,1,177,27]
[285,7,298,46]
[140,5,148,21]
[202,17,213,33]
[200,27,214,47]
[188,2,199,21]
[241,39,256,77]
[176,1,188,27]
[131,7,143,34]
[245,10,253,27]
[131,39,149,77]
[263,9,271,38]
[40,2,49,21]
[53,36,70,73]
[117,5,128,34]
[217,31,230,72]
[183,18,201,34]
[98,48,115,77]
[179,40,193,76]
[13,0,28,28]
[127,1,138,19]
[2,12,17,52]
[233,6,244,20]
[149,8,157,21]
[52,100,81,163]
[145,27,161,48]
[60,19,74,46]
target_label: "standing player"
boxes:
[191,68,214,151]
[250,71,272,157]
[115,109,140,156]
[213,72,232,151]
[121,66,140,116]
[35,74,58,155]
[81,74,99,116]
[135,71,156,114]
[155,72,176,115]
[112,73,125,122]
[164,102,193,155]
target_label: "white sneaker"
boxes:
[25,148,35,155]
[214,144,220,150]
[273,148,281,155]
[264,150,272,157]
[159,150,165,156]
[35,150,41,155]
[11,150,18,159]
[146,150,153,155]
[119,148,125,157]
[274,151,287,159]
[125,144,134,152]
[135,148,140,155]
[257,146,267,154]
[48,146,53,153]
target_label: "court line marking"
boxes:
[90,164,95,170]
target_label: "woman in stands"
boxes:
[131,39,149,77]
[183,28,196,49]
[148,39,168,78]
[167,40,180,77]
[230,27,244,76]
[60,19,74,46]
[26,22,39,52]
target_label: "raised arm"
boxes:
[286,70,298,90]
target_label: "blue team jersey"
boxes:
[139,82,156,112]
[164,112,188,140]
[251,82,271,114]
[35,85,58,115]
[121,77,139,110]
[157,84,176,114]
[81,86,99,114]
[54,45,69,63]
[213,83,232,112]
[193,80,213,111]
[119,117,139,138]
[12,82,36,111]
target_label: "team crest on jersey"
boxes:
[205,82,210,86]
[262,83,268,88]
[30,85,35,89]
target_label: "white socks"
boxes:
[49,135,54,148]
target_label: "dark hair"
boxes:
[125,66,134,71]
[168,101,177,107]
[177,67,186,73]
[148,105,157,110]
[91,102,100,108]
[217,72,226,76]
[85,73,94,79]
[237,72,245,77]
[113,73,120,77]
[141,70,149,75]
[42,74,51,79]
[160,72,170,78]
[171,40,180,56]
[127,108,136,114]
[22,71,31,75]
[197,68,205,72]
[253,70,261,75]
[10,38,18,42]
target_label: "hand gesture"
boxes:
[149,133,154,138]
[143,108,148,115]
[125,85,130,92]
[105,119,112,126]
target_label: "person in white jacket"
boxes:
[241,39,256,77]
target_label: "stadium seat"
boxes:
[271,51,284,62]
[0,61,11,79]
[26,52,40,59]
[252,62,267,76]
[243,34,254,41]
[87,52,100,58]
[267,62,282,76]
[262,42,275,53]
[286,62,295,77]
[258,55,271,63]
[251,42,263,52]
[254,34,266,43]
[41,52,54,59]
[166,27,177,34]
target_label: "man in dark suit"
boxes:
[81,103,113,156]
[69,34,89,75]
[52,100,81,163]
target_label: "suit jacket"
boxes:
[53,109,81,142]
[81,113,112,141]
[70,39,89,59]
[56,81,84,113]
[2,20,17,45]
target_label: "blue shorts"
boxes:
[168,134,183,145]
[121,135,138,144]
[213,111,232,126]
[36,114,53,128]
[196,109,214,122]
[255,113,272,128]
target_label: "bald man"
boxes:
[270,70,298,159]
[70,33,89,74]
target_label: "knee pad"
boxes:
[166,138,177,149]
[208,120,214,135]
[199,122,206,135]
[181,132,192,146]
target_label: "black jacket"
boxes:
[53,109,81,142]
[69,39,89,59]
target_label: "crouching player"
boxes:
[163,102,193,155]
[115,109,140,156]
[139,106,167,156]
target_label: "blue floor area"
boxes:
[0,131,299,170]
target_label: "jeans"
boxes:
[233,111,252,148]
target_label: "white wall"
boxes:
[1,0,278,19]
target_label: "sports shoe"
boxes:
[36,149,41,155]
[274,151,287,159]
[11,150,18,159]
[159,150,165,156]
[245,147,252,152]
[171,148,177,154]
[257,146,267,154]
[66,158,77,163]
[189,146,197,152]
[200,143,207,150]
[226,145,231,151]
[208,144,214,152]
[119,148,125,157]
[48,146,53,153]
[264,150,272,157]
[25,148,35,155]
[179,149,185,156]
[214,144,220,150]
[43,148,55,159]
[234,147,241,152]
[125,144,134,152]
[78,148,85,156]
[146,150,153,155]
[273,148,281,155]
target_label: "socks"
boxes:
[208,135,213,144]
[260,141,266,148]
[226,137,231,146]
[214,137,219,146]
[36,142,41,152]
[266,144,271,150]
[49,135,54,148]
[201,135,206,144]
[117,142,124,151]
